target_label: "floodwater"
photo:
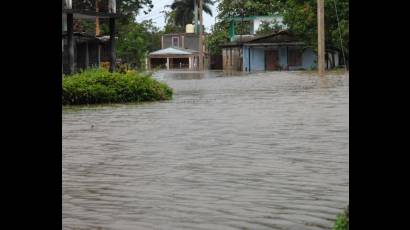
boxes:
[63,70,349,230]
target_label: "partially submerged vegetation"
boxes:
[333,205,349,230]
[62,69,173,105]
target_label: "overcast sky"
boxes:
[135,0,219,32]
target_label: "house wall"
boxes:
[241,45,317,72]
[162,34,203,51]
[334,52,339,66]
[325,51,340,68]
[222,47,242,71]
[250,48,265,71]
[162,35,174,48]
[243,47,249,71]
[278,47,288,68]
[302,47,316,69]
[184,35,200,51]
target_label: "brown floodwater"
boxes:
[63,70,349,230]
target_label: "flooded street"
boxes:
[62,71,349,230]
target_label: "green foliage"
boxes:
[256,20,286,35]
[206,21,229,55]
[206,0,283,56]
[71,0,160,69]
[74,19,96,35]
[62,69,173,105]
[281,0,349,60]
[116,20,162,69]
[162,10,186,33]
[167,0,215,28]
[208,0,348,62]
[333,213,348,230]
[217,0,282,19]
[333,205,349,230]
[73,0,154,18]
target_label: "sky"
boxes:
[135,0,219,32]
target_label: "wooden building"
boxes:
[62,0,119,74]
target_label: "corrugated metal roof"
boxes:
[220,30,302,47]
[149,47,198,56]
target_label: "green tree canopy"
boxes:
[116,20,162,68]
[166,0,215,29]
[207,0,349,65]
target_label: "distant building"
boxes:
[148,25,207,70]
[221,16,340,72]
[62,0,119,74]
[222,31,320,72]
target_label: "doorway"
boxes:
[265,50,279,71]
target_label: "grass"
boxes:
[62,68,173,105]
[333,206,349,230]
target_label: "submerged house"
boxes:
[221,31,320,72]
[221,16,340,72]
[148,25,207,70]
[62,0,119,74]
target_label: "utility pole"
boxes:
[317,0,325,77]
[194,0,198,34]
[198,0,204,71]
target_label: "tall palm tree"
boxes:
[168,0,214,27]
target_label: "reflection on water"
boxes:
[154,70,249,81]
[63,70,349,230]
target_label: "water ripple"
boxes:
[63,71,349,229]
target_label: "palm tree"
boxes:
[168,0,214,27]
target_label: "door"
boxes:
[265,50,279,71]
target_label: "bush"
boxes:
[333,206,349,230]
[62,68,173,105]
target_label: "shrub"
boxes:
[62,68,173,105]
[333,205,349,230]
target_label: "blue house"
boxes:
[221,31,324,72]
[221,16,339,72]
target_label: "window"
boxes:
[288,49,302,66]
[172,37,179,47]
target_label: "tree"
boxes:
[206,0,284,56]
[280,0,349,66]
[116,20,162,68]
[73,0,155,34]
[167,0,215,27]
[72,0,154,17]
[206,20,229,55]
[70,0,160,69]
[217,0,282,19]
[207,0,349,67]
[162,9,186,33]
[256,20,286,35]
